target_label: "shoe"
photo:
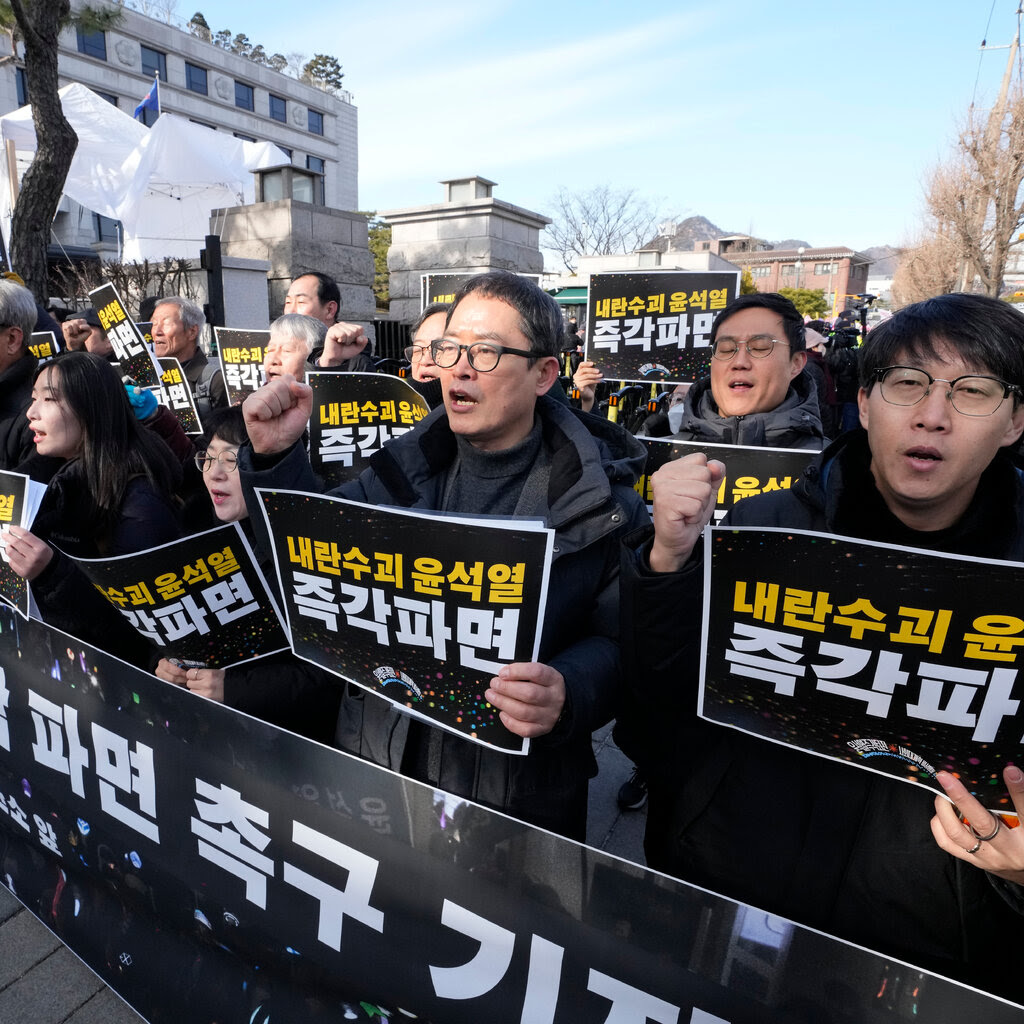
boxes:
[617,766,647,810]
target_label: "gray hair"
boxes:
[152,296,206,333]
[269,313,326,357]
[0,279,37,348]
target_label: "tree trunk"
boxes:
[9,0,77,304]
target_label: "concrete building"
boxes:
[382,177,549,322]
[0,1,358,257]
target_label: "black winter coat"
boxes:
[241,395,650,837]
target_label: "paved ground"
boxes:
[0,722,646,1023]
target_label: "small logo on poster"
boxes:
[373,665,422,699]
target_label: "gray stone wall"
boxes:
[214,198,375,329]
[383,197,549,322]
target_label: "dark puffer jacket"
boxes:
[619,429,1024,1000]
[0,353,37,469]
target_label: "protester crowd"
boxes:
[3,267,1024,1002]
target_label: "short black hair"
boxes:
[294,271,340,318]
[710,292,806,353]
[410,302,450,340]
[202,405,249,447]
[858,293,1024,404]
[450,271,563,359]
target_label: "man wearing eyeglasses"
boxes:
[620,292,1024,998]
[669,292,826,449]
[239,271,649,839]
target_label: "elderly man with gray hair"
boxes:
[0,278,42,468]
[262,313,325,384]
[150,296,226,419]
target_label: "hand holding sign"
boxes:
[5,524,54,580]
[931,766,1024,885]
[242,375,314,455]
[486,662,566,738]
[648,453,726,572]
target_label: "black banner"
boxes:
[702,527,1024,811]
[214,327,269,406]
[71,524,288,669]
[88,283,162,387]
[307,372,430,489]
[0,611,1020,1022]
[585,271,739,383]
[258,490,552,754]
[636,439,816,522]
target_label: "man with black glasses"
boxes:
[239,271,649,839]
[669,292,826,450]
[620,292,1024,999]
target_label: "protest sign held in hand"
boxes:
[258,489,553,754]
[73,522,289,669]
[0,469,46,617]
[586,270,739,384]
[88,282,162,387]
[215,327,269,405]
[702,526,1024,814]
[307,372,430,489]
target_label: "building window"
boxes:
[15,67,26,107]
[96,91,118,107]
[780,264,797,277]
[141,105,159,127]
[140,45,167,82]
[77,28,106,61]
[814,262,835,275]
[189,118,216,130]
[750,266,771,278]
[308,108,324,135]
[701,241,710,251]
[185,62,208,95]
[278,145,293,160]
[235,81,254,111]
[234,132,256,142]
[306,155,325,204]
[93,214,121,244]
[269,94,287,123]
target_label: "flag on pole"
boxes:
[133,76,159,120]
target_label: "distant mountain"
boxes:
[862,245,900,276]
[644,215,892,265]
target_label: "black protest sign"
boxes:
[636,438,817,521]
[259,490,551,754]
[308,372,431,489]
[702,527,1024,811]
[0,469,43,617]
[88,283,162,387]
[72,523,288,669]
[28,330,60,363]
[0,609,1020,1023]
[215,327,269,405]
[150,356,202,434]
[421,272,474,308]
[586,270,739,383]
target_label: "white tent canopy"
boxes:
[0,82,289,261]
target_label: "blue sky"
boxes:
[202,0,1020,254]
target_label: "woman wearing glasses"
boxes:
[154,406,341,741]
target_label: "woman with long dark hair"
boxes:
[5,352,182,661]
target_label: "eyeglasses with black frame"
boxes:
[710,334,789,361]
[429,339,545,372]
[873,365,1021,417]
[194,449,239,473]
[403,343,434,362]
